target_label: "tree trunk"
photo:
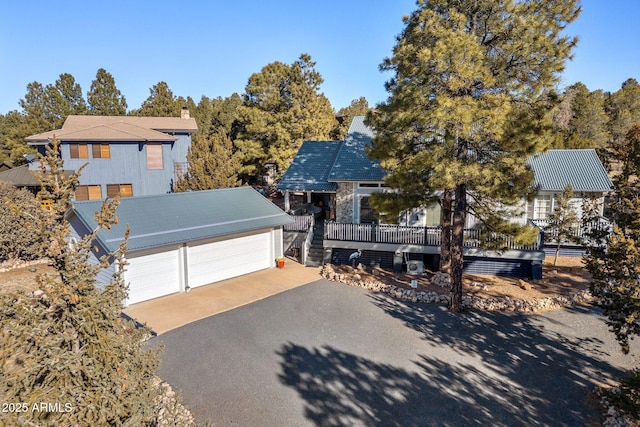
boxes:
[449,184,466,312]
[439,188,452,275]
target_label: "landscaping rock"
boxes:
[431,271,450,288]
[320,263,592,313]
[518,279,532,291]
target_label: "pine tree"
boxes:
[367,0,580,312]
[87,68,128,115]
[175,131,241,191]
[44,73,88,128]
[133,81,183,117]
[585,124,640,354]
[0,138,167,425]
[547,184,580,265]
[234,54,336,180]
[330,97,370,140]
[561,82,610,149]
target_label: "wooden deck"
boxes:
[324,222,543,252]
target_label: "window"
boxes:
[107,184,133,198]
[75,185,102,201]
[69,144,88,159]
[92,143,110,158]
[146,144,163,169]
[359,197,378,224]
[534,195,552,220]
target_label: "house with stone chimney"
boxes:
[24,109,197,199]
[278,116,612,277]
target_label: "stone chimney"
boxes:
[181,107,190,119]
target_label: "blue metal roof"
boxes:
[276,140,341,192]
[72,187,293,253]
[527,149,613,192]
[327,116,386,182]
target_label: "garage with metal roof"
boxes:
[69,187,293,305]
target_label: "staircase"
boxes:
[305,220,325,267]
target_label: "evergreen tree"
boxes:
[44,73,88,128]
[234,54,335,180]
[547,184,580,265]
[0,181,43,261]
[0,139,168,425]
[87,68,128,115]
[585,124,640,354]
[19,81,53,132]
[605,78,640,170]
[175,131,241,191]
[367,0,580,312]
[330,97,370,140]
[0,110,38,165]
[133,81,183,117]
[562,83,610,149]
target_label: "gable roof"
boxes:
[327,116,385,182]
[276,141,342,192]
[26,114,198,144]
[278,117,614,194]
[527,149,613,192]
[72,187,292,253]
[0,164,40,187]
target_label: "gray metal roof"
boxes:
[276,141,341,192]
[327,116,386,182]
[527,149,613,192]
[72,187,293,253]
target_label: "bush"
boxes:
[0,181,43,261]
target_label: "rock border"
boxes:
[0,258,50,273]
[321,264,593,312]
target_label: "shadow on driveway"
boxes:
[277,295,630,426]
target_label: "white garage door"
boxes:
[125,249,180,305]
[188,231,273,288]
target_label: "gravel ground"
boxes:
[156,279,640,426]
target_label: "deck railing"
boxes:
[284,214,314,232]
[531,217,611,243]
[325,221,543,251]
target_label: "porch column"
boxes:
[306,191,312,203]
[284,191,290,212]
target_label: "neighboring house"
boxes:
[0,164,41,193]
[68,187,292,305]
[278,116,613,277]
[0,162,11,173]
[25,110,197,200]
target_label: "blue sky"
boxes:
[0,1,638,115]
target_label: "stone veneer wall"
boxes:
[335,182,354,223]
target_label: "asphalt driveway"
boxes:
[155,279,640,426]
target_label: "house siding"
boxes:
[30,133,191,197]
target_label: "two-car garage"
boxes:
[124,230,277,305]
[71,187,292,305]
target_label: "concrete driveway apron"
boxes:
[123,261,320,335]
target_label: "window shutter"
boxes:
[147,144,163,169]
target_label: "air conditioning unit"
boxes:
[406,260,425,275]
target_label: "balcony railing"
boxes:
[284,214,314,232]
[325,221,543,251]
[531,217,611,243]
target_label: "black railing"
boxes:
[325,221,543,251]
